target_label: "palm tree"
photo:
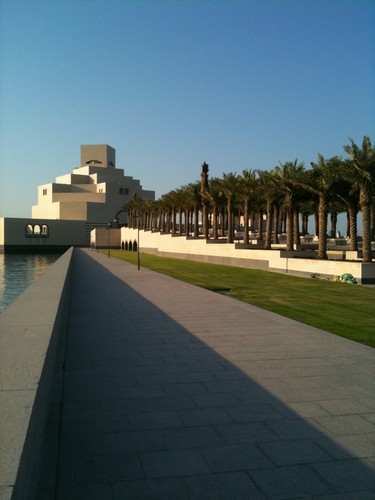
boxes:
[124,193,145,229]
[221,172,240,243]
[274,160,306,251]
[142,199,157,230]
[257,169,281,249]
[237,169,257,244]
[165,190,179,235]
[186,182,201,238]
[308,155,342,259]
[159,193,174,233]
[343,136,375,262]
[200,162,210,239]
[206,178,225,240]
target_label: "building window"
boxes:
[124,188,129,195]
[41,224,49,237]
[25,223,49,238]
[43,188,47,195]
[119,188,124,194]
[86,160,103,165]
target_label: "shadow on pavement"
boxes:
[39,249,375,499]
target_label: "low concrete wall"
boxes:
[121,229,375,284]
[0,248,74,500]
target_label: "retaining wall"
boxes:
[0,248,74,500]
[121,229,375,284]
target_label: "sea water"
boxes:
[0,253,61,313]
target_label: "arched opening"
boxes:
[125,241,128,251]
[85,160,103,165]
[34,224,41,236]
[129,241,133,251]
[133,240,138,251]
[41,224,49,237]
[25,224,33,237]
[121,241,125,250]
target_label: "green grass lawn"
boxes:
[103,249,375,348]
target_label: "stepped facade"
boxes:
[1,144,155,252]
[32,144,154,225]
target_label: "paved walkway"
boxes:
[39,249,375,499]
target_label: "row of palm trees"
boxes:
[124,136,375,262]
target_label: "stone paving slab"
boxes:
[38,248,375,499]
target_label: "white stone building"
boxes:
[1,144,155,252]
[32,144,154,227]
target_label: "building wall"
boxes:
[0,218,4,246]
[58,202,88,221]
[80,144,116,168]
[0,218,86,252]
[90,228,121,249]
[32,185,61,219]
[56,173,93,184]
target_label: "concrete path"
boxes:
[39,248,375,499]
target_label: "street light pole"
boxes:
[107,222,111,258]
[137,224,140,270]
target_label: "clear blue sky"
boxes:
[1,0,374,219]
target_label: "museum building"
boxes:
[0,145,155,253]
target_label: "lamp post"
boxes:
[106,222,111,258]
[133,213,141,271]
[137,224,140,271]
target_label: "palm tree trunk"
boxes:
[219,209,224,237]
[330,212,337,238]
[317,197,328,260]
[249,213,254,236]
[282,211,287,234]
[264,201,272,249]
[202,202,209,239]
[360,186,372,262]
[346,211,350,238]
[212,206,218,239]
[257,211,263,241]
[348,205,358,250]
[273,205,280,244]
[178,208,183,235]
[171,208,176,235]
[293,210,300,247]
[286,202,294,251]
[184,209,190,238]
[314,210,319,237]
[243,201,249,244]
[193,205,199,237]
[301,212,309,235]
[227,200,234,243]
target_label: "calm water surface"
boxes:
[0,254,61,313]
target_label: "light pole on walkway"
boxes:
[106,222,111,258]
[137,224,140,271]
[134,214,141,271]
